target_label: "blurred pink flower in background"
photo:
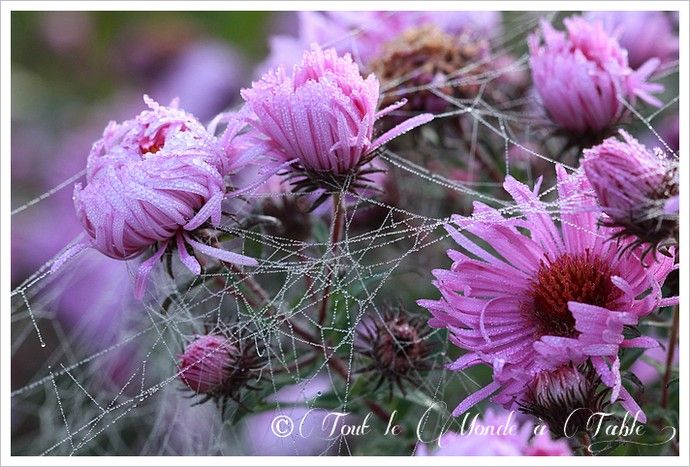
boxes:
[148,40,246,121]
[261,11,501,72]
[38,11,94,55]
[241,375,342,455]
[585,11,679,70]
[529,16,663,135]
[507,139,547,171]
[416,409,571,456]
[12,199,140,391]
[630,340,678,386]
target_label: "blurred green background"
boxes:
[12,11,270,105]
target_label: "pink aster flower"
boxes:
[418,166,677,422]
[582,130,679,253]
[585,11,679,69]
[529,16,663,135]
[53,96,259,299]
[242,45,433,190]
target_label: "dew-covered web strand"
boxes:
[10,169,86,216]
[9,13,679,456]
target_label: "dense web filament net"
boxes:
[9,11,679,456]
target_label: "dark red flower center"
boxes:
[528,252,622,337]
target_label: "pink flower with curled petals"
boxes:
[529,16,663,135]
[582,130,679,253]
[54,96,259,299]
[418,166,677,422]
[241,45,433,192]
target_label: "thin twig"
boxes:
[318,193,344,325]
[661,305,679,408]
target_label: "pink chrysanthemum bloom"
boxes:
[54,96,259,298]
[582,130,679,254]
[529,16,663,136]
[418,166,677,422]
[179,333,263,405]
[241,45,433,192]
[585,11,679,70]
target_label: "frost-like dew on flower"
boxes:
[52,96,261,298]
[178,332,264,406]
[241,45,433,193]
[418,166,677,421]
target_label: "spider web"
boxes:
[8,11,679,456]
